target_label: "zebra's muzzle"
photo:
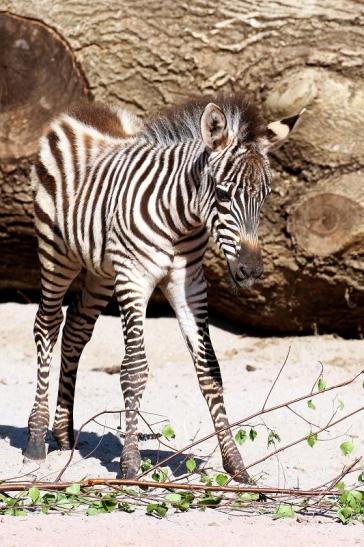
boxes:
[228,241,264,289]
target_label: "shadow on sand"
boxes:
[0,424,204,478]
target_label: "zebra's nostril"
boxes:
[239,264,252,277]
[239,263,264,279]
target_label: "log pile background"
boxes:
[0,1,363,336]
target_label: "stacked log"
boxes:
[0,2,363,335]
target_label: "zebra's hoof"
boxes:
[23,437,46,461]
[223,458,253,484]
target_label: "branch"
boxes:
[0,478,343,497]
[138,369,364,478]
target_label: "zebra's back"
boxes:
[32,102,143,274]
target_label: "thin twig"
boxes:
[311,362,324,394]
[310,457,362,493]
[262,346,291,411]
[286,405,321,429]
[244,405,364,472]
[55,410,125,481]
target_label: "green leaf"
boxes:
[307,432,318,448]
[177,500,191,511]
[274,504,296,519]
[119,502,136,513]
[249,428,257,441]
[307,399,316,410]
[86,507,100,516]
[180,492,194,504]
[165,493,182,504]
[238,492,260,502]
[28,487,41,504]
[337,506,352,524]
[200,474,213,486]
[42,492,58,504]
[267,431,281,448]
[199,494,222,506]
[215,473,228,486]
[87,501,107,515]
[235,429,247,446]
[57,498,76,509]
[102,500,117,513]
[337,399,345,411]
[65,483,81,495]
[336,481,346,491]
[161,423,175,440]
[140,458,152,472]
[147,502,168,518]
[340,441,354,456]
[6,508,27,516]
[358,472,364,483]
[186,457,197,474]
[317,377,327,392]
[152,468,168,483]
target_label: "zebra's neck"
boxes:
[121,138,211,235]
[107,139,213,274]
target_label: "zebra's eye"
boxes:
[215,186,230,203]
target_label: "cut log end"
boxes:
[288,193,363,256]
[0,12,90,161]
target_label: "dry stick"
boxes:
[307,457,362,516]
[286,405,321,429]
[310,457,362,493]
[138,370,364,479]
[55,408,178,482]
[16,290,32,304]
[261,346,291,411]
[0,466,40,483]
[0,479,343,497]
[55,410,124,481]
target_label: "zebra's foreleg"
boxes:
[114,264,155,479]
[52,273,114,450]
[162,267,251,483]
[24,262,81,461]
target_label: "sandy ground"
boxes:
[0,302,363,546]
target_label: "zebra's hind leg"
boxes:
[162,266,251,483]
[113,263,155,479]
[52,273,114,450]
[24,260,81,461]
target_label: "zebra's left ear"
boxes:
[263,108,305,150]
[200,103,229,151]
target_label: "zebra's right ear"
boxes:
[263,108,305,150]
[200,103,229,151]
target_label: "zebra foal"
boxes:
[25,96,302,481]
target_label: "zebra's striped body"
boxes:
[25,97,301,481]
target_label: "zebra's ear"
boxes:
[263,108,305,150]
[200,103,229,151]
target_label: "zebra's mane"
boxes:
[142,93,267,146]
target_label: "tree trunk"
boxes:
[1,1,363,336]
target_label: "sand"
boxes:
[0,302,363,546]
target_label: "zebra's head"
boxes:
[200,102,303,289]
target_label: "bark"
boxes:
[0,1,363,336]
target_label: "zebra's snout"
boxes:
[230,240,264,287]
[238,261,264,280]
